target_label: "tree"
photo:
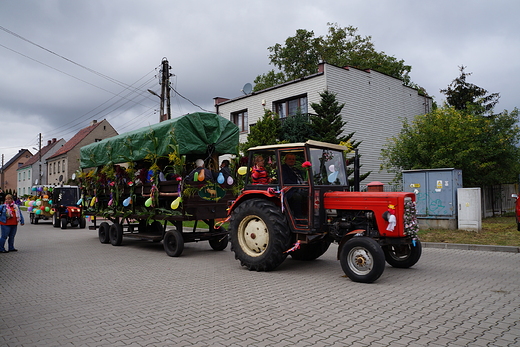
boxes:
[279,108,315,143]
[253,23,412,92]
[440,65,500,114]
[309,90,369,184]
[242,109,281,152]
[380,106,520,187]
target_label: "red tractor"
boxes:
[227,141,421,283]
[52,186,86,229]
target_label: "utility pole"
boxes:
[159,58,172,122]
[38,133,42,185]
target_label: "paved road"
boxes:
[1,213,519,347]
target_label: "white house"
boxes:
[214,62,432,185]
[16,138,65,196]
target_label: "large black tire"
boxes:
[229,199,291,271]
[53,214,60,228]
[79,217,86,229]
[163,229,184,257]
[340,237,386,283]
[109,223,123,246]
[290,239,331,261]
[30,213,35,224]
[383,239,422,268]
[34,216,39,224]
[98,222,110,244]
[60,218,68,229]
[209,228,228,251]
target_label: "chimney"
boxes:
[47,140,51,146]
[52,138,56,143]
[90,120,98,126]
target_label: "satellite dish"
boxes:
[71,173,76,180]
[242,83,252,95]
[34,179,39,185]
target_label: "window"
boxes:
[232,110,248,133]
[58,161,60,173]
[274,95,308,118]
[53,163,56,174]
[63,160,65,172]
[18,172,21,182]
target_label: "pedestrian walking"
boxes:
[0,194,25,253]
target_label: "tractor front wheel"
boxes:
[229,199,291,271]
[340,237,385,283]
[383,239,422,268]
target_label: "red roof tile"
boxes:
[48,121,103,159]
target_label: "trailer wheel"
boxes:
[30,214,35,224]
[53,214,60,228]
[340,237,385,283]
[383,239,422,268]
[109,223,123,246]
[60,218,68,229]
[209,228,228,251]
[98,222,110,244]
[34,216,39,224]
[290,239,331,261]
[229,198,291,271]
[163,229,184,257]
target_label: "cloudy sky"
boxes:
[0,0,518,162]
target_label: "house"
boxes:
[46,119,118,185]
[16,138,66,196]
[214,62,432,185]
[0,149,33,193]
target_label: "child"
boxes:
[0,194,25,253]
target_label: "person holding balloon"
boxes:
[185,159,215,183]
[0,194,24,253]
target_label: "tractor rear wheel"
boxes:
[340,237,385,283]
[383,239,422,268]
[229,198,291,271]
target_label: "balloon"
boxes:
[145,198,152,207]
[328,171,339,183]
[32,187,37,191]
[40,206,45,211]
[170,197,181,209]
[227,176,234,185]
[49,200,52,204]
[35,209,41,215]
[25,201,29,207]
[45,206,50,212]
[217,172,225,184]
[28,207,33,212]
[193,172,199,181]
[237,166,247,175]
[198,169,205,181]
[108,199,113,206]
[36,200,42,206]
[123,197,132,207]
[50,209,55,215]
[43,195,49,199]
[76,198,83,205]
[90,197,97,207]
[328,164,335,173]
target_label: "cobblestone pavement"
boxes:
[0,214,519,347]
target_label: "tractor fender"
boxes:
[228,190,281,216]
[337,229,367,260]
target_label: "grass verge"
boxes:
[418,216,520,247]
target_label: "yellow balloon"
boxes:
[90,197,97,207]
[170,197,181,209]
[237,166,247,175]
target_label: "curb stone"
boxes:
[422,242,520,253]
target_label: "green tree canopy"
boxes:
[279,108,315,143]
[381,106,520,187]
[242,109,281,152]
[440,65,500,115]
[254,23,412,92]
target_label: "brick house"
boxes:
[46,120,118,185]
[0,149,33,194]
[16,138,66,196]
[214,62,432,184]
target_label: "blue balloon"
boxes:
[217,172,225,184]
[328,171,339,183]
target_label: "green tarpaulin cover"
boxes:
[80,112,239,168]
